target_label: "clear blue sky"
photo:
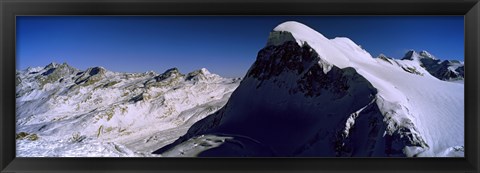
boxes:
[17,16,464,78]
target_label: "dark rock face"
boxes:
[249,41,365,98]
[41,68,57,76]
[16,76,22,87]
[248,41,317,80]
[377,54,394,65]
[266,31,296,46]
[89,67,104,76]
[74,67,106,85]
[456,66,464,77]
[155,68,181,82]
[185,69,210,82]
[129,93,144,103]
[153,37,423,157]
[425,61,463,81]
[401,51,417,61]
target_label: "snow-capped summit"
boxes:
[155,67,182,81]
[419,50,437,60]
[401,50,420,61]
[273,21,330,42]
[185,68,221,82]
[155,21,463,157]
[25,66,44,74]
[200,68,211,75]
[394,50,464,81]
[44,62,59,69]
[402,50,437,61]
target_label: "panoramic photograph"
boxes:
[15,16,464,157]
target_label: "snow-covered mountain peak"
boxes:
[200,68,211,75]
[401,50,421,61]
[270,21,380,70]
[273,21,328,40]
[42,62,76,71]
[26,66,43,73]
[44,62,59,69]
[185,68,220,82]
[402,50,437,61]
[419,50,437,60]
[273,21,331,45]
[154,67,183,82]
[395,50,464,81]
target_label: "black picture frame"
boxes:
[1,0,479,172]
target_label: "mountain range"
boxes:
[152,21,464,157]
[16,21,464,157]
[377,50,464,81]
[16,62,240,156]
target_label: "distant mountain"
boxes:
[154,21,464,157]
[399,50,464,81]
[376,50,464,82]
[16,62,240,157]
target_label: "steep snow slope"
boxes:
[16,63,240,157]
[155,21,463,157]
